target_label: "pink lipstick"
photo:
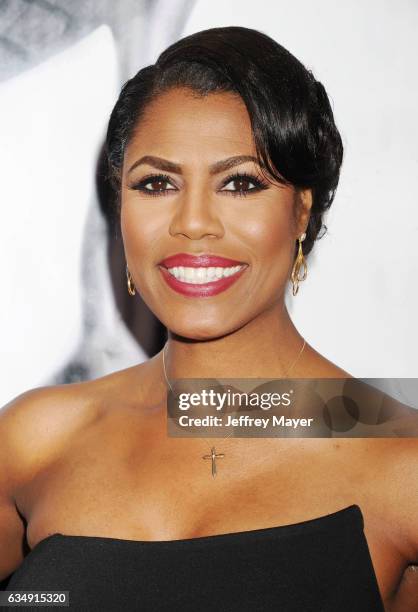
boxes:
[158,253,248,298]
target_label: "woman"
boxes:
[0,26,417,612]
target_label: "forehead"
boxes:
[125,88,256,166]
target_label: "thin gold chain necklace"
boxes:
[162,339,306,478]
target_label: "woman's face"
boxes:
[121,87,311,340]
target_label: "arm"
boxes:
[390,566,418,612]
[0,470,25,581]
[0,384,92,580]
[388,440,418,611]
[0,389,42,580]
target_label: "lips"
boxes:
[157,252,248,298]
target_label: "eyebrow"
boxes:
[127,154,265,176]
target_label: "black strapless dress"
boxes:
[3,504,384,611]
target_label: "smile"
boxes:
[167,265,245,284]
[158,264,248,297]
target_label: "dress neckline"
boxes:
[31,504,363,551]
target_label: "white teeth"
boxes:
[166,265,245,284]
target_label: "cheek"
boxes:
[240,201,294,263]
[236,199,295,305]
[120,196,160,261]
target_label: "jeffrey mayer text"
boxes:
[227,415,313,428]
[178,415,314,429]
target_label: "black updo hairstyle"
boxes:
[105,26,343,258]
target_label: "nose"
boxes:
[168,187,224,241]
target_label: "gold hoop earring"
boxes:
[126,265,136,296]
[291,232,307,296]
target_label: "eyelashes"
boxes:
[128,172,270,198]
[220,172,270,196]
[130,174,176,198]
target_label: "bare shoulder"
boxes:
[0,382,97,484]
[0,359,155,481]
[0,364,150,580]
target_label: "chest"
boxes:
[22,430,347,535]
[18,428,408,606]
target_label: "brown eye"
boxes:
[130,174,177,197]
[223,177,256,192]
[144,178,175,192]
[219,172,268,197]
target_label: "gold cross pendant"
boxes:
[202,446,225,478]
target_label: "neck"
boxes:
[162,302,306,380]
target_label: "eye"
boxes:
[130,174,177,197]
[220,172,269,197]
[129,171,269,198]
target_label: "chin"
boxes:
[169,325,225,342]
[167,315,248,343]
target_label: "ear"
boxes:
[295,188,313,236]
